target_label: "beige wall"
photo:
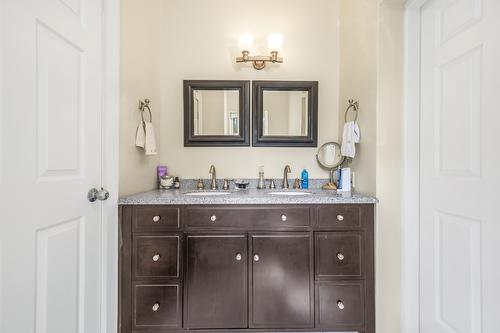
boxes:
[339,0,378,196]
[158,0,341,181]
[376,1,405,333]
[119,0,162,196]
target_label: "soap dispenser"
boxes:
[301,167,309,189]
[257,166,265,189]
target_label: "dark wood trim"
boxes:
[252,81,319,147]
[184,80,250,146]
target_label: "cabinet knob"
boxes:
[336,214,344,222]
[253,254,260,262]
[152,302,160,312]
[281,214,287,222]
[337,300,345,310]
[235,253,242,261]
[210,215,217,222]
[336,252,345,261]
[152,215,161,223]
[152,253,161,262]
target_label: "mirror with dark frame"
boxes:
[184,80,250,146]
[252,81,318,147]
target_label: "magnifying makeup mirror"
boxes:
[316,142,345,190]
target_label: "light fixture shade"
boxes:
[267,33,283,52]
[238,33,254,52]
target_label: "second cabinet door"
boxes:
[249,233,313,328]
[184,234,247,329]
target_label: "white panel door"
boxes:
[0,0,104,332]
[420,0,500,332]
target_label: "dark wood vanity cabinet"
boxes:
[119,204,375,333]
[184,234,248,329]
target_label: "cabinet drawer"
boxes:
[185,206,310,229]
[317,205,361,229]
[133,284,181,329]
[315,232,363,278]
[315,282,365,330]
[133,206,180,230]
[133,235,180,279]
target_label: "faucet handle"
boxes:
[196,179,205,190]
[269,179,276,189]
[222,179,230,190]
[293,178,301,189]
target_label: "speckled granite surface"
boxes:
[119,188,377,205]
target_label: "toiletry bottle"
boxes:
[157,166,167,189]
[257,166,265,189]
[301,168,309,189]
[174,177,180,189]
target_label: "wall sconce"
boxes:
[236,33,283,70]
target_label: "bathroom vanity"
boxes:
[119,189,376,333]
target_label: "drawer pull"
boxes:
[152,302,160,312]
[152,253,161,262]
[336,252,345,261]
[253,254,260,262]
[336,214,344,222]
[235,253,242,261]
[210,215,217,222]
[152,215,161,223]
[337,300,345,310]
[281,214,287,222]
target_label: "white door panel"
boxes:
[0,0,104,332]
[420,0,500,332]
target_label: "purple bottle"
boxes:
[157,166,167,189]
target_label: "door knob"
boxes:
[88,187,110,202]
[253,254,260,262]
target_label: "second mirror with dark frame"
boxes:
[252,81,318,147]
[184,80,250,146]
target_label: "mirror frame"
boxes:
[184,80,250,146]
[252,80,318,147]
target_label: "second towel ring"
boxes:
[138,99,153,123]
[344,99,359,123]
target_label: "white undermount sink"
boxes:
[268,191,313,196]
[185,191,232,196]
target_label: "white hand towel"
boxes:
[135,121,146,148]
[341,121,361,158]
[144,121,158,155]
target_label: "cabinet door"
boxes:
[249,233,313,328]
[184,234,247,329]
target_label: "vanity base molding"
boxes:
[119,204,375,333]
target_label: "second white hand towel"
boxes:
[341,121,360,158]
[144,121,158,155]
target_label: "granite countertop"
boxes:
[119,188,378,205]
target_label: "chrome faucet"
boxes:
[209,165,217,190]
[282,165,291,189]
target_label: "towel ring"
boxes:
[138,99,153,123]
[344,99,359,123]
